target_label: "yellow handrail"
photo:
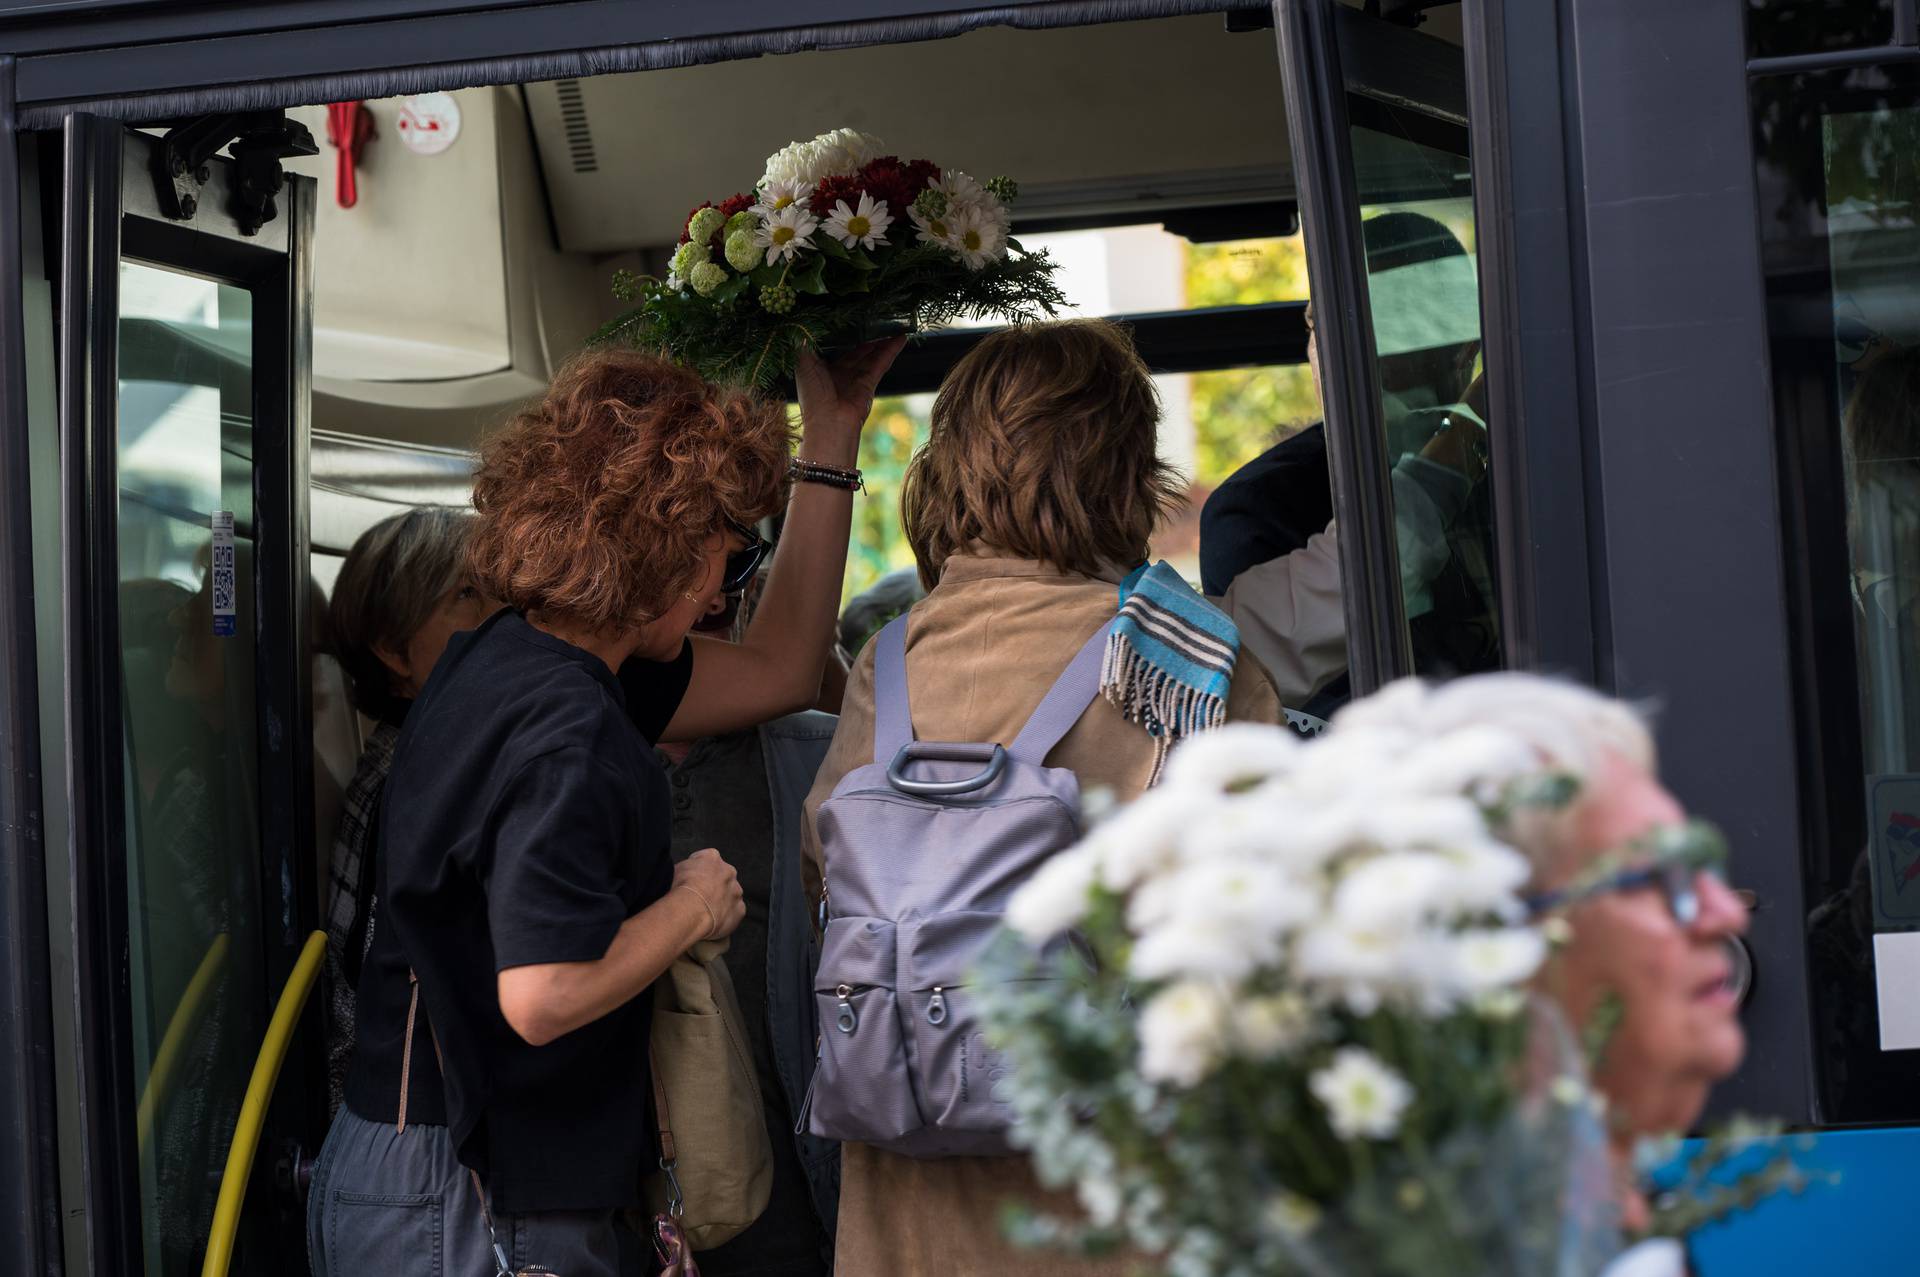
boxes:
[137,932,231,1155]
[201,929,327,1277]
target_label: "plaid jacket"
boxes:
[323,721,399,1115]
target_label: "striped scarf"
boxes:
[1103,561,1241,781]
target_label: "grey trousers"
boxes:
[308,1107,624,1277]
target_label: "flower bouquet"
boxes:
[979,724,1629,1277]
[592,128,1068,389]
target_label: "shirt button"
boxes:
[674,794,691,811]
[672,773,690,789]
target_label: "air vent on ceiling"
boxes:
[554,79,598,174]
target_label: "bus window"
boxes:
[1344,118,1496,684]
[117,263,268,1273]
[1756,66,1920,1122]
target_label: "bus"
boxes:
[0,0,1910,1271]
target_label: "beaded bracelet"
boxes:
[790,457,865,492]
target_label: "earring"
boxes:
[683,592,699,602]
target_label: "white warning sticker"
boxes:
[211,511,235,637]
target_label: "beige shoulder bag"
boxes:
[641,937,774,1252]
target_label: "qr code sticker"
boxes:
[211,512,236,637]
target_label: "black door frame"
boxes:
[53,116,315,1273]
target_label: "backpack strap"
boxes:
[1007,620,1115,766]
[870,614,916,762]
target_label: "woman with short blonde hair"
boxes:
[805,319,1279,1277]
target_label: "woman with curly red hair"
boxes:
[307,338,901,1277]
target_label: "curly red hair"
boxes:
[469,350,793,630]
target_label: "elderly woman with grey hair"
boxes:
[321,506,495,1114]
[1334,674,1750,1253]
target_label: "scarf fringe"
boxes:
[1102,632,1229,784]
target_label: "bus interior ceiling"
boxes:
[294,12,1348,567]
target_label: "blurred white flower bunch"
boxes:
[1007,717,1554,1101]
[978,696,1629,1277]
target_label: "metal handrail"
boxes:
[200,929,326,1277]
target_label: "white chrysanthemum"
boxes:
[946,203,1007,271]
[1446,927,1547,995]
[1328,850,1451,932]
[1385,723,1543,801]
[753,178,813,219]
[1080,786,1208,893]
[760,128,883,189]
[1309,1047,1413,1140]
[824,192,893,250]
[1161,723,1300,794]
[1354,793,1490,852]
[1430,841,1532,916]
[1293,919,1416,1014]
[1137,980,1232,1087]
[753,204,818,265]
[1005,846,1098,940]
[1231,993,1315,1059]
[1130,856,1306,980]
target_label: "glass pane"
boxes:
[1755,65,1920,1122]
[841,363,1321,620]
[1345,115,1500,683]
[117,261,265,1276]
[1748,0,1895,61]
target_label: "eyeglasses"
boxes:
[720,516,770,596]
[1524,819,1730,927]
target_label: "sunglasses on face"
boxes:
[1525,819,1731,927]
[719,516,770,596]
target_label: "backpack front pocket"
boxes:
[807,917,923,1144]
[900,911,1020,1150]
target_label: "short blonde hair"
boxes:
[901,319,1181,588]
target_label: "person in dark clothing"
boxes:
[306,338,901,1277]
[1202,211,1495,719]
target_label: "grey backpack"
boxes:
[805,614,1111,1158]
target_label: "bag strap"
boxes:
[1007,620,1114,766]
[649,1044,686,1219]
[869,614,915,761]
[395,969,515,1276]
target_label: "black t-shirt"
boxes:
[343,609,693,1214]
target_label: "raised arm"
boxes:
[661,337,905,742]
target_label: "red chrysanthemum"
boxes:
[718,191,755,219]
[856,157,912,215]
[901,158,941,198]
[809,173,866,218]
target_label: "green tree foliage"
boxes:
[1186,235,1321,488]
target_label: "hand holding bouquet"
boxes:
[595,128,1067,389]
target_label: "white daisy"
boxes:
[753,204,819,265]
[910,203,957,248]
[946,203,1006,271]
[931,167,986,210]
[824,192,893,250]
[1309,1047,1413,1140]
[754,178,812,219]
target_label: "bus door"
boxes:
[51,114,319,1276]
[1270,1,1497,701]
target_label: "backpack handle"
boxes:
[887,741,1008,796]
